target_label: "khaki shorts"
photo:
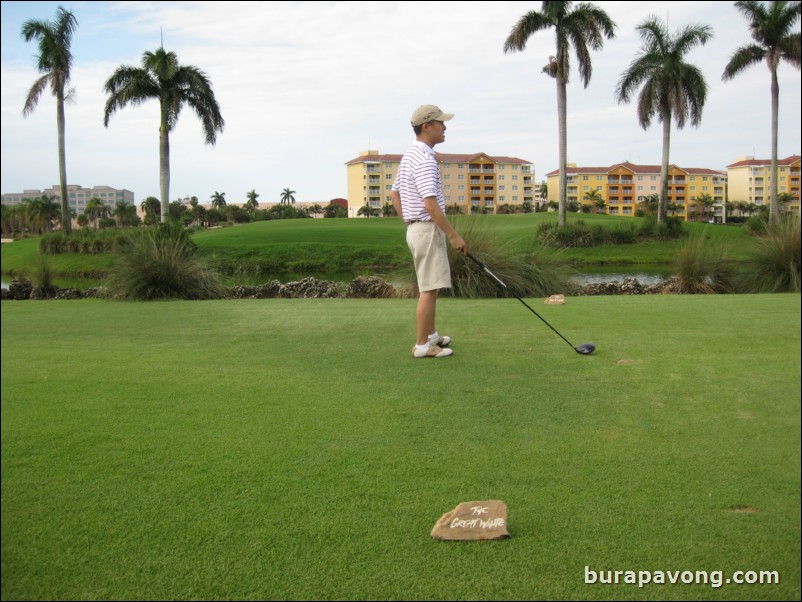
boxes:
[406,222,452,292]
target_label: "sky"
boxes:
[1,1,800,206]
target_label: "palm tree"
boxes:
[1,205,13,237]
[695,193,717,222]
[21,6,78,234]
[639,193,660,216]
[615,17,713,224]
[504,1,616,228]
[29,194,60,233]
[210,191,227,209]
[583,188,605,213]
[723,1,801,226]
[244,189,260,213]
[84,197,108,230]
[103,47,224,224]
[114,201,139,227]
[140,196,161,225]
[358,203,380,217]
[280,188,296,205]
[188,197,204,226]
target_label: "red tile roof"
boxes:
[545,162,726,176]
[726,155,801,168]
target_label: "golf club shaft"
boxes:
[467,253,578,350]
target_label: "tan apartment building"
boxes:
[726,155,801,216]
[345,150,536,216]
[545,162,728,222]
[2,184,135,215]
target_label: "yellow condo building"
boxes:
[726,155,800,216]
[546,162,728,222]
[345,150,536,216]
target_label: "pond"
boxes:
[572,264,673,286]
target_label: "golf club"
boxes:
[467,253,596,355]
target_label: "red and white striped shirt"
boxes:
[392,141,444,222]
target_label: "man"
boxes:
[391,104,468,359]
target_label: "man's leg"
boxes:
[416,289,438,345]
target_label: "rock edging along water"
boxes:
[2,275,682,301]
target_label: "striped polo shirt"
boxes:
[391,141,444,223]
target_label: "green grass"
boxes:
[1,214,756,281]
[2,294,800,600]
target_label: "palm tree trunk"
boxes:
[557,76,568,229]
[769,66,779,226]
[159,126,170,224]
[659,109,671,224]
[56,93,71,234]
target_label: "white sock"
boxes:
[428,331,439,342]
[415,343,430,352]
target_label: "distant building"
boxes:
[545,163,727,222]
[2,184,135,216]
[726,155,800,215]
[345,150,536,216]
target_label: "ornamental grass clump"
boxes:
[735,216,801,293]
[673,235,734,294]
[104,224,225,300]
[447,217,576,298]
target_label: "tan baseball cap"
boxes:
[411,104,455,127]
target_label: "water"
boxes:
[572,265,672,286]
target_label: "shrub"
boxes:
[29,253,58,299]
[104,225,224,300]
[734,216,801,293]
[672,235,733,294]
[447,217,576,298]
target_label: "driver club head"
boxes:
[574,343,596,355]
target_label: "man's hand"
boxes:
[423,196,468,254]
[449,234,468,255]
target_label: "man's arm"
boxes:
[423,196,467,255]
[391,190,403,221]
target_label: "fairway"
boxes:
[2,294,800,600]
